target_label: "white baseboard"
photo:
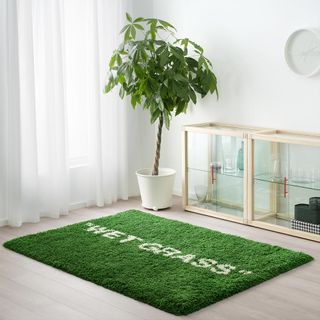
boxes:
[69,202,88,211]
[0,219,8,227]
[173,189,182,197]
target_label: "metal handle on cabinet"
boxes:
[284,176,288,198]
[210,163,215,184]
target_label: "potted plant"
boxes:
[105,13,218,210]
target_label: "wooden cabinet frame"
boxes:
[182,123,320,242]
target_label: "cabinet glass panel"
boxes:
[187,131,245,218]
[253,140,320,233]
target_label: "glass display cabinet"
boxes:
[248,129,320,242]
[182,123,320,242]
[182,123,259,223]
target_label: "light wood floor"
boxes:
[0,196,319,320]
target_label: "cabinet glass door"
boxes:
[253,139,320,234]
[187,131,245,218]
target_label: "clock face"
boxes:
[285,29,320,76]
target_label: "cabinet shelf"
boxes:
[188,167,245,179]
[259,215,291,227]
[188,201,243,218]
[254,174,320,191]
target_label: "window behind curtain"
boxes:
[64,0,91,165]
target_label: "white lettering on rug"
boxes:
[102,230,126,239]
[191,258,217,268]
[84,222,253,276]
[161,247,182,257]
[139,243,163,254]
[173,254,196,263]
[119,235,143,243]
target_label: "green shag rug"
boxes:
[3,210,313,315]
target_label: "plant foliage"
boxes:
[105,13,218,129]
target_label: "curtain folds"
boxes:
[87,0,129,207]
[0,0,129,227]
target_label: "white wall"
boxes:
[143,0,320,194]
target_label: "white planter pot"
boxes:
[136,168,176,210]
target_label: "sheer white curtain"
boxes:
[0,0,129,227]
[87,0,129,206]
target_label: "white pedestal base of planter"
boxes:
[136,168,176,210]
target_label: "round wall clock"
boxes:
[284,28,320,77]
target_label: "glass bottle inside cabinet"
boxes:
[252,133,320,236]
[186,129,246,219]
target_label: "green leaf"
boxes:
[126,12,132,22]
[145,18,157,25]
[149,20,157,40]
[175,101,185,116]
[174,73,188,82]
[160,84,168,99]
[205,57,213,67]
[130,26,136,39]
[208,72,217,94]
[124,27,131,41]
[131,94,137,108]
[150,108,161,124]
[117,62,127,75]
[192,82,205,95]
[116,54,122,65]
[156,96,164,111]
[170,46,185,63]
[143,97,151,110]
[155,40,166,46]
[163,110,171,129]
[139,79,147,93]
[109,54,117,68]
[181,38,189,48]
[189,40,204,54]
[118,74,125,84]
[120,24,129,34]
[156,25,166,32]
[148,78,159,92]
[160,48,170,67]
[140,47,148,60]
[145,80,152,97]
[134,64,144,78]
[133,23,144,30]
[198,56,206,68]
[134,17,144,23]
[156,45,166,55]
[118,49,128,55]
[131,26,136,39]
[172,81,188,99]
[186,57,198,69]
[119,86,125,99]
[104,79,114,93]
[189,89,197,104]
[158,19,176,31]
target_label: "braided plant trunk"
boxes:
[152,112,164,176]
